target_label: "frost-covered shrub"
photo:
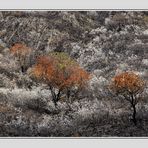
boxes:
[46,29,69,52]
[0,54,18,73]
[0,74,16,89]
[24,96,48,113]
[0,88,41,105]
[15,74,34,89]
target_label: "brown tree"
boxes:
[10,43,32,73]
[32,52,90,106]
[110,72,145,125]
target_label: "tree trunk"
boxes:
[49,86,57,107]
[56,90,61,102]
[49,85,62,107]
[131,94,137,125]
[66,89,73,111]
[132,104,137,125]
[21,66,25,73]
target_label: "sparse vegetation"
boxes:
[0,11,147,137]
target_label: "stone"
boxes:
[143,30,148,35]
[142,59,148,66]
[0,39,6,50]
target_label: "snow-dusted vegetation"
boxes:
[0,11,147,136]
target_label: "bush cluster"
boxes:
[9,43,146,125]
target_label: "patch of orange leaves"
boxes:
[10,43,32,58]
[110,72,145,94]
[32,54,90,91]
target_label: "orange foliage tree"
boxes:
[32,52,90,106]
[10,43,32,73]
[110,72,145,125]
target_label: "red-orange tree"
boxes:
[10,43,32,73]
[32,52,90,106]
[110,72,145,125]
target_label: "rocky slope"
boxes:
[0,11,147,137]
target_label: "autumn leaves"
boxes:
[110,72,145,95]
[10,43,90,106]
[32,52,90,106]
[10,43,146,125]
[110,72,145,125]
[10,43,32,73]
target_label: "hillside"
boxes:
[0,11,147,137]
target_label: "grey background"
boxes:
[0,0,148,9]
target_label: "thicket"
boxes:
[9,43,147,125]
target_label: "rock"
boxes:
[89,76,100,90]
[90,26,107,35]
[87,11,98,17]
[2,48,10,55]
[142,59,148,66]
[93,69,102,77]
[0,29,6,36]
[143,30,148,35]
[134,71,147,79]
[0,53,3,58]
[98,76,108,86]
[0,39,6,50]
[108,50,114,56]
[118,63,129,71]
[105,18,112,26]
[93,36,100,43]
[89,75,108,91]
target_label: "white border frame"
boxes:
[0,0,148,9]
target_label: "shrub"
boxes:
[143,15,148,25]
[105,14,127,31]
[47,30,69,51]
[109,71,145,125]
[112,13,127,24]
[10,43,32,73]
[31,52,90,106]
